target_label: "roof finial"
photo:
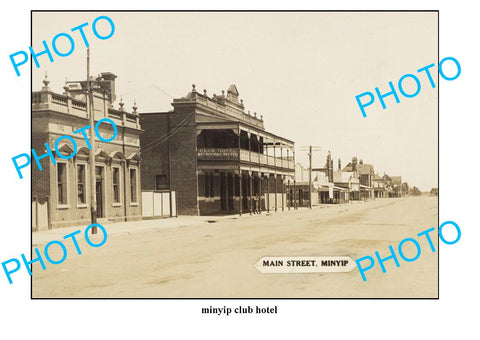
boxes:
[132,100,138,114]
[192,84,196,92]
[42,71,50,91]
[119,96,125,111]
[203,89,207,95]
[43,71,49,86]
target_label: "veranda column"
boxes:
[287,178,291,210]
[239,173,243,216]
[293,179,297,210]
[249,172,253,215]
[259,173,263,212]
[266,173,270,213]
[274,174,278,212]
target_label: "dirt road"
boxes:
[32,196,438,298]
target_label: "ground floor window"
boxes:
[210,173,215,197]
[130,168,138,202]
[112,167,120,203]
[204,172,210,197]
[77,164,86,204]
[156,174,168,190]
[57,163,68,204]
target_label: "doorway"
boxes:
[95,166,104,218]
[220,172,226,211]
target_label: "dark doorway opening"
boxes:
[95,166,104,218]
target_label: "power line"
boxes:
[142,111,195,150]
[141,111,196,152]
[120,83,175,99]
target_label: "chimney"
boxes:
[352,157,358,172]
[98,72,117,104]
[338,158,341,171]
[359,159,363,165]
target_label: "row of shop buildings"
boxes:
[294,152,404,207]
[31,71,404,230]
[32,72,296,229]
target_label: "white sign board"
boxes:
[255,256,356,274]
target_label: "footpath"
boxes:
[32,202,355,246]
[32,215,238,246]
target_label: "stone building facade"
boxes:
[32,73,142,229]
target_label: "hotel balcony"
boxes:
[197,147,295,171]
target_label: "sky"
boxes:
[32,11,438,191]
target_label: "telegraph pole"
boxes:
[308,145,312,209]
[66,48,113,234]
[300,145,321,209]
[87,48,98,234]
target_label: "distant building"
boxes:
[342,157,374,199]
[383,174,403,197]
[313,152,349,203]
[140,84,295,215]
[32,73,143,229]
[390,176,403,197]
[294,163,314,206]
[372,174,386,198]
[333,169,359,201]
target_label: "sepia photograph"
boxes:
[30,11,439,298]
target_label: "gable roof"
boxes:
[342,162,374,174]
[390,176,402,184]
[358,163,374,175]
[227,84,239,96]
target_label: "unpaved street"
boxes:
[33,196,438,298]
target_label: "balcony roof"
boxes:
[196,121,294,145]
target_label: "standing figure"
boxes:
[253,193,259,214]
[255,193,261,214]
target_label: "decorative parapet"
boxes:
[32,90,140,130]
[173,84,265,129]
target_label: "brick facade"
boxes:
[168,106,199,215]
[140,84,295,216]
